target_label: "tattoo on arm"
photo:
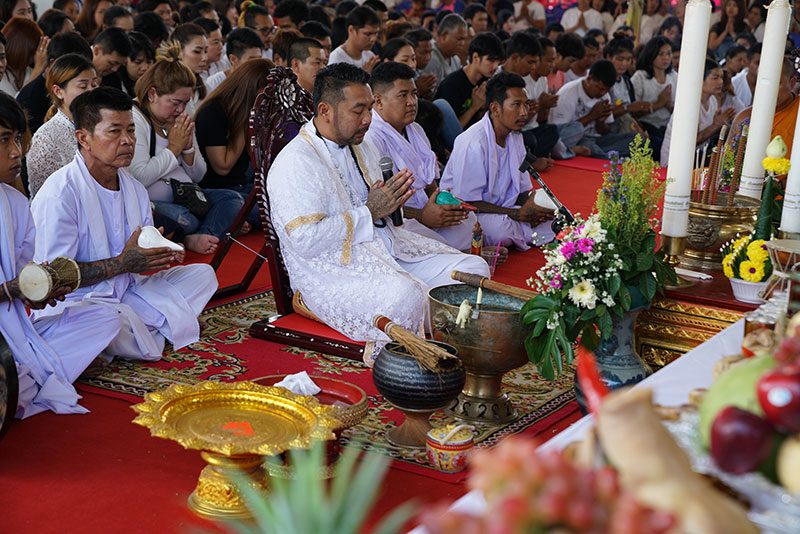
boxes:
[78,248,149,286]
[471,201,520,220]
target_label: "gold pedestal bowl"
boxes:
[132,381,341,521]
[429,284,529,424]
[682,195,760,271]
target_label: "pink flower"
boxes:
[550,274,563,289]
[576,238,594,254]
[560,241,578,260]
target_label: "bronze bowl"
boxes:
[429,284,529,424]
[372,341,464,449]
[683,195,760,271]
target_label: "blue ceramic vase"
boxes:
[574,286,652,414]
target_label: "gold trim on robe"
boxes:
[342,211,354,265]
[285,213,325,234]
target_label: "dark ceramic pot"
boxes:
[373,341,465,412]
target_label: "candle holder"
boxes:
[660,235,695,289]
[778,229,800,240]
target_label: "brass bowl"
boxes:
[682,195,760,271]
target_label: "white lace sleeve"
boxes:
[26,114,77,198]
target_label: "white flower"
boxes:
[568,279,597,309]
[580,218,603,240]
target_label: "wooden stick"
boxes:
[373,315,460,373]
[728,124,749,207]
[701,147,719,205]
[451,270,538,301]
[711,125,730,205]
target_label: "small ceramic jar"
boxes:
[426,424,475,473]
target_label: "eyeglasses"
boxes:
[252,25,277,37]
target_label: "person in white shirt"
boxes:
[560,0,604,37]
[661,59,733,163]
[550,60,636,158]
[746,1,766,43]
[630,36,677,158]
[513,0,547,32]
[205,27,264,94]
[639,0,666,44]
[592,0,615,34]
[731,43,760,108]
[564,35,600,84]
[327,6,380,73]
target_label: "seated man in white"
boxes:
[31,87,218,362]
[267,63,489,365]
[0,92,122,418]
[441,71,555,251]
[364,61,477,251]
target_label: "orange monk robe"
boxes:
[773,97,799,159]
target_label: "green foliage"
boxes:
[754,175,774,241]
[231,443,416,534]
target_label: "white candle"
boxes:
[780,119,800,233]
[738,0,792,199]
[661,0,711,238]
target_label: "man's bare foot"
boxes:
[573,146,592,157]
[184,233,219,254]
[533,157,554,172]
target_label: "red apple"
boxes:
[757,364,800,433]
[710,406,775,474]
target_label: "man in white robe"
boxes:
[364,62,477,251]
[441,72,555,251]
[30,87,218,362]
[0,93,121,418]
[267,63,489,364]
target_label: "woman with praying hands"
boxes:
[26,54,99,198]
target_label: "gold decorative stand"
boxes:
[661,235,694,289]
[190,452,270,520]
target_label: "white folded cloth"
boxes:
[675,267,713,280]
[273,371,321,395]
[534,189,557,211]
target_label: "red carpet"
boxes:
[0,160,598,532]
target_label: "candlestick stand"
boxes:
[661,235,695,289]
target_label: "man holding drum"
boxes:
[31,87,218,367]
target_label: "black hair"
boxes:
[388,10,404,21]
[134,12,169,47]
[538,36,555,51]
[345,6,381,31]
[0,91,27,134]
[486,71,525,108]
[555,32,585,60]
[335,0,358,18]
[658,15,681,38]
[37,9,71,38]
[300,21,331,41]
[274,0,309,26]
[243,4,270,28]
[435,11,450,27]
[405,27,432,47]
[544,22,564,35]
[385,20,413,40]
[127,31,155,61]
[463,3,487,21]
[47,31,92,62]
[71,86,133,133]
[585,28,605,42]
[188,1,215,20]
[225,27,263,58]
[582,35,599,51]
[94,27,133,56]
[138,0,174,13]
[103,6,133,29]
[495,9,514,30]
[331,16,347,49]
[307,5,331,28]
[588,59,617,88]
[736,32,758,49]
[192,17,220,36]
[363,0,388,13]
[604,37,634,58]
[636,36,673,78]
[52,0,76,11]
[725,44,747,61]
[704,57,721,78]
[468,32,505,62]
[379,37,413,62]
[312,62,370,114]
[747,42,762,59]
[437,13,466,35]
[287,36,322,64]
[506,30,542,58]
[369,60,414,93]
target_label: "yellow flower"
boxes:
[739,260,765,282]
[762,157,791,175]
[722,254,735,278]
[733,235,750,252]
[747,240,769,262]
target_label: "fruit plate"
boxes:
[665,409,800,533]
[132,381,341,456]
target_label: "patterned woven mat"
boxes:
[78,291,577,482]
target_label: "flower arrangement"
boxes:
[522,136,676,380]
[763,135,791,176]
[420,437,676,533]
[721,235,772,283]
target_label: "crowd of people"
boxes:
[0,0,797,417]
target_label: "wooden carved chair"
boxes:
[246,67,366,360]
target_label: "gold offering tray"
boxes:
[132,381,342,520]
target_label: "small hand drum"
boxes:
[18,257,81,302]
[762,240,800,300]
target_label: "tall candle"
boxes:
[738,0,792,199]
[661,0,711,238]
[780,119,800,233]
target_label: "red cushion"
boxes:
[269,313,365,345]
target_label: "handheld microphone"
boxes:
[518,150,575,234]
[379,156,404,226]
